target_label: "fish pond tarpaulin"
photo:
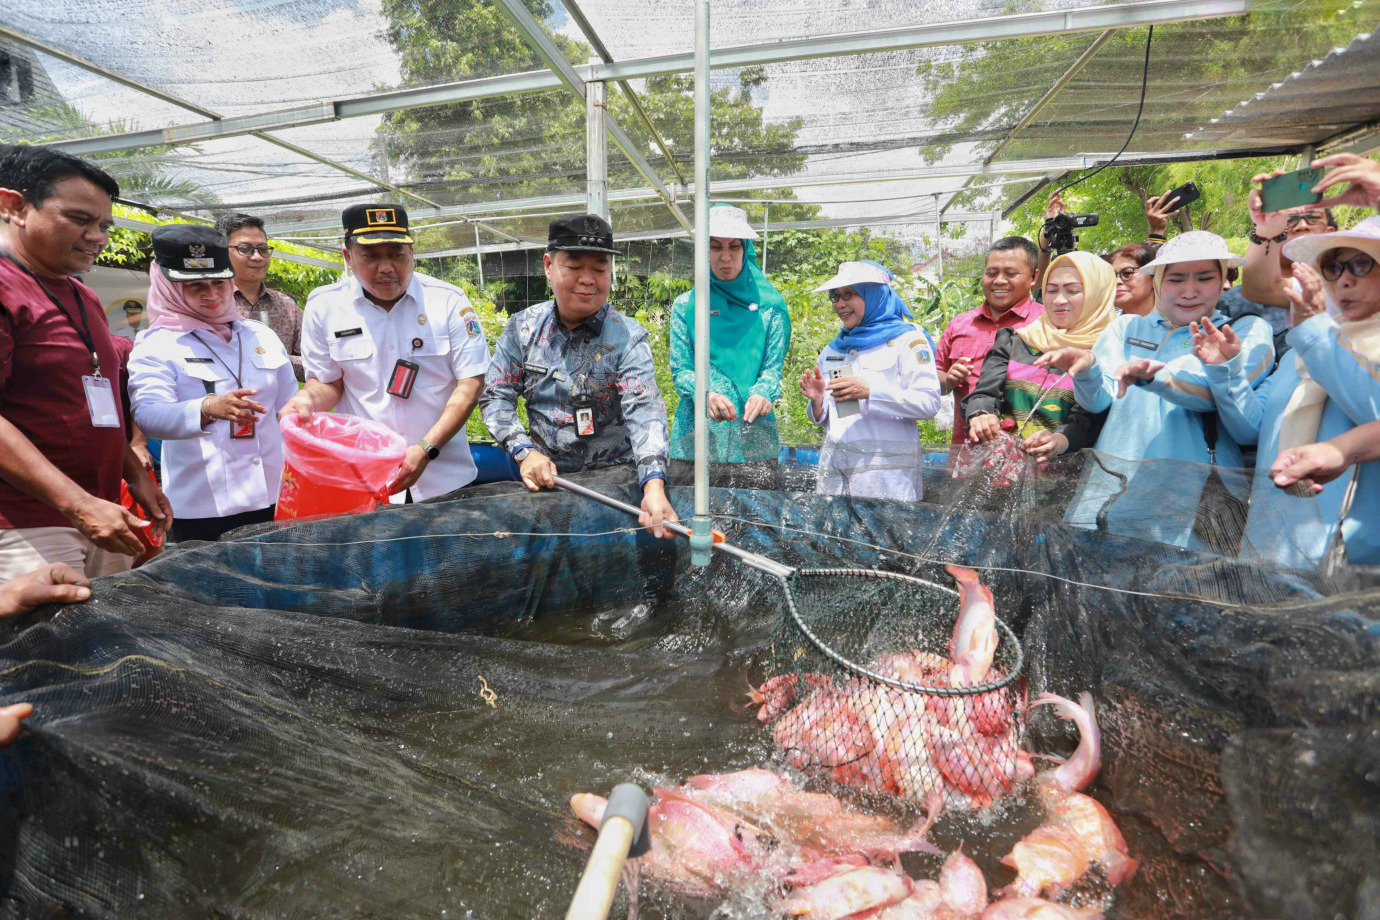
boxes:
[0,447,1378,919]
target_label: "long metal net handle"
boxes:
[782,568,1025,697]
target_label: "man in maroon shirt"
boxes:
[0,145,171,580]
[935,236,1044,447]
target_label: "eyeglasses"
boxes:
[1286,213,1328,228]
[1114,268,1140,282]
[828,289,856,303]
[232,244,274,257]
[1319,253,1376,282]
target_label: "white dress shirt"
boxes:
[300,272,490,501]
[129,320,296,520]
[807,328,943,501]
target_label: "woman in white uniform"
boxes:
[800,261,942,500]
[129,225,297,542]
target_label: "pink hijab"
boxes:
[146,264,243,342]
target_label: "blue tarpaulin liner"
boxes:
[0,455,1376,918]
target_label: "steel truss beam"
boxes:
[110,216,343,269]
[265,146,1296,238]
[415,211,998,260]
[42,0,1248,159]
[491,0,693,233]
[0,26,439,208]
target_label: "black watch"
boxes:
[418,440,441,461]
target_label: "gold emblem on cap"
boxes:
[418,315,427,325]
[366,208,396,226]
[189,243,206,257]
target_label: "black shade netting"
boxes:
[0,448,1376,919]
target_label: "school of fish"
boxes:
[752,566,1028,814]
[567,567,1138,918]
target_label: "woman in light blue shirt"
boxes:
[1035,232,1275,549]
[1196,216,1380,568]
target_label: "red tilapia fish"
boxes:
[752,565,1023,814]
[998,692,1138,902]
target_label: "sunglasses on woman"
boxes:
[1319,253,1376,282]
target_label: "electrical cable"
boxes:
[1054,25,1154,196]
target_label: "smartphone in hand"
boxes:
[1162,180,1201,213]
[1259,167,1325,213]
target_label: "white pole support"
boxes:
[474,222,484,289]
[690,0,713,568]
[586,56,610,221]
[763,201,770,274]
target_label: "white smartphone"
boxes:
[829,364,861,418]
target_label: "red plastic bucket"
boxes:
[121,468,165,567]
[275,414,408,521]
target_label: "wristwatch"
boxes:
[512,447,533,463]
[418,439,441,461]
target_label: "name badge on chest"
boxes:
[1127,337,1161,351]
[231,419,256,439]
[387,359,419,399]
[83,375,120,428]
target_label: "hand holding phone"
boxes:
[1259,167,1325,214]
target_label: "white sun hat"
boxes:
[707,205,759,240]
[1282,215,1380,267]
[813,260,893,293]
[1138,230,1246,274]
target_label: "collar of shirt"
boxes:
[348,273,422,314]
[978,295,1039,325]
[548,300,609,342]
[233,286,270,310]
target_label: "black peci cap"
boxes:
[547,214,619,255]
[343,203,414,245]
[151,224,235,282]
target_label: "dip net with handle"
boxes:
[0,444,1375,919]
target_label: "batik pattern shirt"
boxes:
[480,300,669,484]
[234,286,304,381]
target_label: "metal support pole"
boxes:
[689,0,713,568]
[763,202,769,275]
[586,57,610,221]
[474,222,485,289]
[934,195,943,283]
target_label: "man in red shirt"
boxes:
[0,145,171,580]
[935,237,1045,447]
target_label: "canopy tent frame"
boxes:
[38,0,1250,161]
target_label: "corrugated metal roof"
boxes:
[1184,30,1380,148]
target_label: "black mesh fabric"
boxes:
[0,449,1377,919]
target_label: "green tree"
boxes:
[916,0,1380,246]
[377,0,818,251]
[8,104,220,208]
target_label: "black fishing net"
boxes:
[0,446,1377,919]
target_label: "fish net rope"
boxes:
[713,513,1279,609]
[781,568,1023,697]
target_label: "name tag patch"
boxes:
[1127,337,1160,350]
[824,355,846,362]
[524,363,550,376]
[334,327,364,339]
[184,357,214,364]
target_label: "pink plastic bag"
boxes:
[276,414,408,520]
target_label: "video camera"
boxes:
[1041,212,1099,256]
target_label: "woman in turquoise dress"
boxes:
[668,205,791,489]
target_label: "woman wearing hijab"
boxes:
[1195,216,1380,567]
[800,260,942,501]
[961,250,1117,460]
[668,205,791,489]
[129,225,296,542]
[1035,232,1275,549]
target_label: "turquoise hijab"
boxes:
[687,233,791,399]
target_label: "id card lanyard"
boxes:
[190,329,256,439]
[0,252,120,428]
